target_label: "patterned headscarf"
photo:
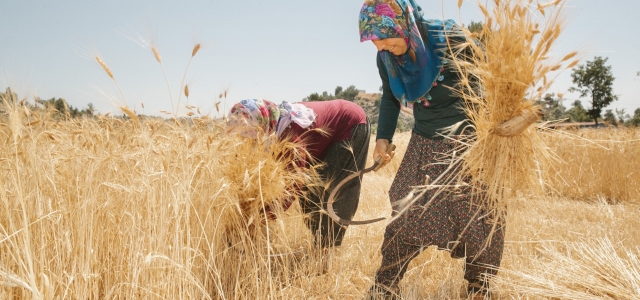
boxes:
[276,101,317,137]
[228,99,317,139]
[228,99,280,135]
[359,0,442,105]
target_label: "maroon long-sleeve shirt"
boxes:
[268,99,368,217]
[280,99,367,161]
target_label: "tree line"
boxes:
[2,51,637,127]
[1,87,95,119]
[536,56,640,127]
[536,93,640,127]
[302,85,360,101]
[305,55,639,128]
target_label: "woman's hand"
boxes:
[373,139,395,168]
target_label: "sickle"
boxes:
[326,143,396,225]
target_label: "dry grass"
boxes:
[2,1,639,296]
[0,103,315,299]
[495,194,640,300]
[542,127,640,203]
[1,104,640,299]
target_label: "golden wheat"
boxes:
[177,44,201,115]
[1,110,639,299]
[0,106,316,299]
[149,44,174,115]
[95,56,114,79]
[151,45,162,63]
[438,0,575,219]
[95,55,129,107]
[192,43,201,57]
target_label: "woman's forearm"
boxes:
[376,55,401,142]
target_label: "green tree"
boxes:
[603,109,617,126]
[570,56,618,127]
[466,21,488,44]
[37,97,77,118]
[83,103,96,116]
[36,97,96,119]
[1,88,95,118]
[1,87,19,104]
[303,85,360,101]
[334,86,343,97]
[305,93,322,101]
[536,93,566,121]
[565,100,591,122]
[467,21,484,35]
[337,85,359,100]
[628,108,640,127]
[615,108,629,125]
[303,90,334,101]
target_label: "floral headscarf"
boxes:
[359,1,408,43]
[276,101,317,137]
[228,99,280,135]
[228,99,317,138]
[359,0,442,105]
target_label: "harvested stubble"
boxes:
[493,195,640,300]
[445,0,576,215]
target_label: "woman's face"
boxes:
[372,38,408,56]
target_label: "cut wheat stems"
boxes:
[443,0,574,218]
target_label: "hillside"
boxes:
[354,92,414,134]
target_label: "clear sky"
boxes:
[1,0,639,118]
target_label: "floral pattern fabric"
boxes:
[228,99,280,134]
[276,101,317,138]
[359,0,439,104]
[360,0,464,107]
[228,99,317,139]
[359,1,408,43]
[375,132,505,290]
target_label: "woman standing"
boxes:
[359,0,504,299]
[227,98,370,249]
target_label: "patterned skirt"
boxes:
[376,132,505,287]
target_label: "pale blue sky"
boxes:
[1,0,639,117]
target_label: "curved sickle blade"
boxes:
[326,144,395,226]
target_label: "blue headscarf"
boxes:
[359,0,458,105]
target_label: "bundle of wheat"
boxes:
[444,0,578,215]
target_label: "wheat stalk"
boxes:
[192,43,201,57]
[150,45,175,115]
[95,56,114,79]
[95,55,128,107]
[177,43,202,115]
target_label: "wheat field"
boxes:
[1,104,639,299]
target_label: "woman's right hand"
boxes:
[373,139,395,168]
